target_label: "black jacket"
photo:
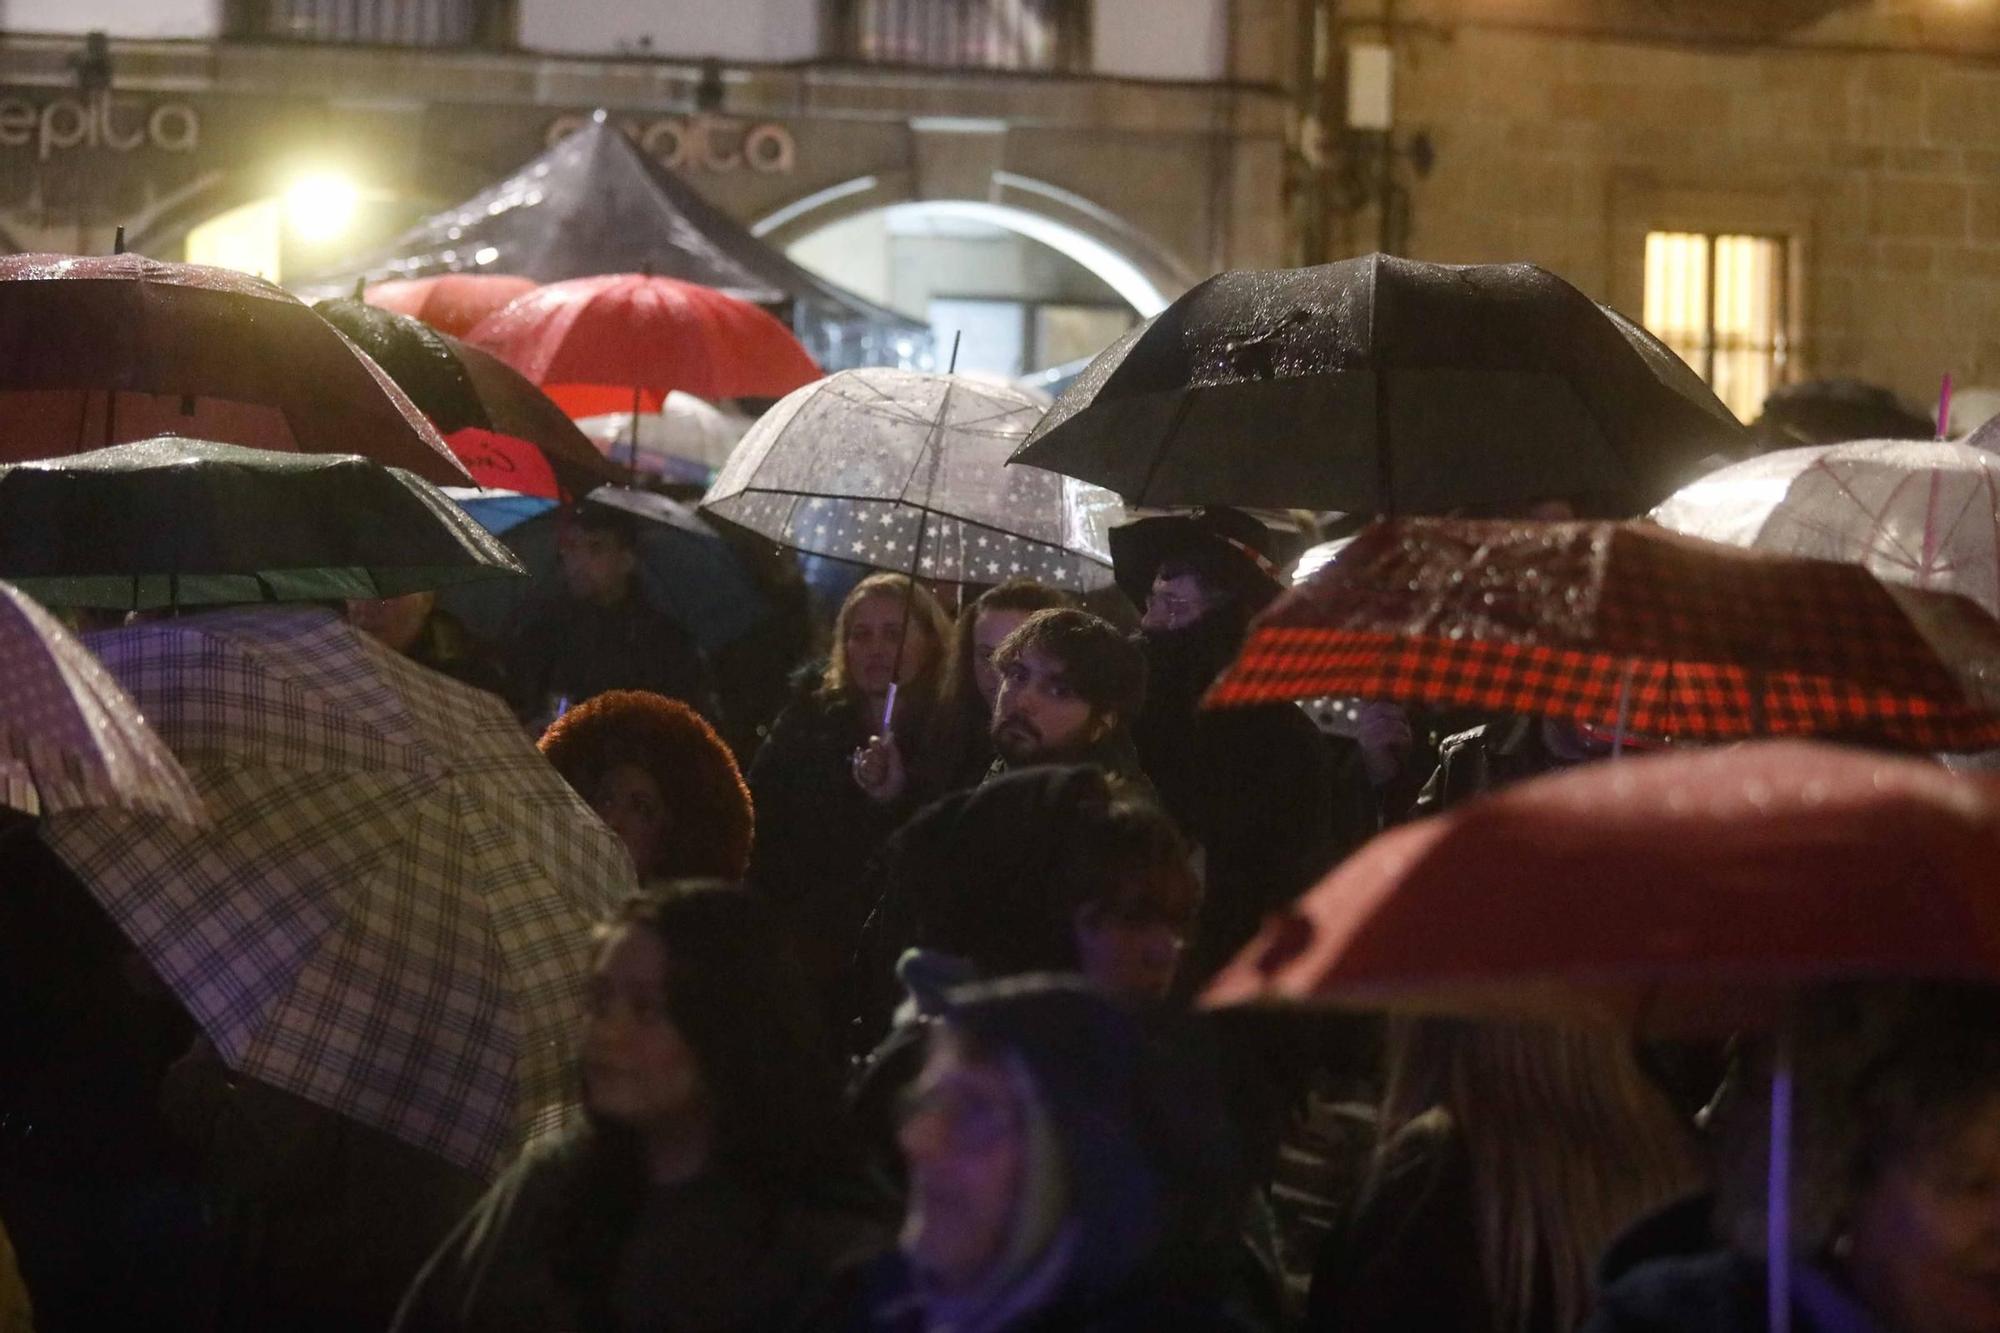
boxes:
[747,686,925,1008]
[393,1129,886,1333]
[1134,615,1351,984]
[503,593,715,725]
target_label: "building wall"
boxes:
[1,0,217,37]
[1093,0,1229,81]
[516,0,819,61]
[1374,18,2000,408]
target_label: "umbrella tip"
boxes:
[591,107,609,125]
[112,225,126,255]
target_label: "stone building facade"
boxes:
[1331,0,2000,413]
[0,1,1294,337]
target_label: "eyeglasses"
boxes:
[897,1076,1023,1154]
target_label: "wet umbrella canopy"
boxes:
[0,579,205,826]
[314,297,624,499]
[302,118,927,371]
[1013,254,1743,514]
[42,608,636,1172]
[577,396,752,486]
[1652,439,2000,619]
[0,253,469,485]
[1209,517,2000,750]
[364,273,538,339]
[0,437,524,609]
[438,485,770,656]
[702,368,1126,591]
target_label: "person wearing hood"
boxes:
[1113,509,1358,986]
[811,975,1265,1333]
[538,690,754,882]
[983,609,1159,810]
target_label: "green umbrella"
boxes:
[0,437,525,609]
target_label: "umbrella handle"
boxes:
[1611,659,1636,759]
[1767,1017,1794,1333]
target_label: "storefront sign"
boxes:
[0,92,200,162]
[545,113,795,175]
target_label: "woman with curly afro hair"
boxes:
[539,691,754,882]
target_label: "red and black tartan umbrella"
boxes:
[1206,517,2000,750]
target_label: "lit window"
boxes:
[1642,231,1790,422]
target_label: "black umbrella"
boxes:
[1011,254,1746,515]
[0,437,525,609]
[313,297,625,498]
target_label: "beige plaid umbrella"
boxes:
[0,580,204,824]
[41,607,636,1173]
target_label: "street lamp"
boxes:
[284,171,361,244]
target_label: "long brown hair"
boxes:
[1379,1018,1705,1333]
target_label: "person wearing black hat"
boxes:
[1111,508,1369,988]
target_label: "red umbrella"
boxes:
[1204,740,2000,1029]
[364,274,538,339]
[1208,517,2000,751]
[443,426,561,500]
[464,272,820,417]
[0,254,468,485]
[1203,739,2000,1333]
[315,296,624,498]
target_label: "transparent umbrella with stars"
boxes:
[699,368,1125,592]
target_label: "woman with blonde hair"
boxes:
[1307,1018,1706,1333]
[747,573,952,1013]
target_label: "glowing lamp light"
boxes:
[284,172,361,243]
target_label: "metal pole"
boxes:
[882,332,961,730]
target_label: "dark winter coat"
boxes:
[1133,614,1350,984]
[1582,1252,1887,1333]
[981,730,1163,813]
[747,685,926,1007]
[392,1128,887,1333]
[810,1249,1267,1333]
[503,593,715,724]
[1580,1193,1882,1333]
[846,767,1113,1051]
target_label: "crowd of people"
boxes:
[3,488,1999,1333]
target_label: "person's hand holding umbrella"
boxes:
[851,730,910,804]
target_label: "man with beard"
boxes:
[1114,508,1361,986]
[984,609,1159,808]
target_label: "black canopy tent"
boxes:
[297,115,931,372]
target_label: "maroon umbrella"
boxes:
[0,254,469,485]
